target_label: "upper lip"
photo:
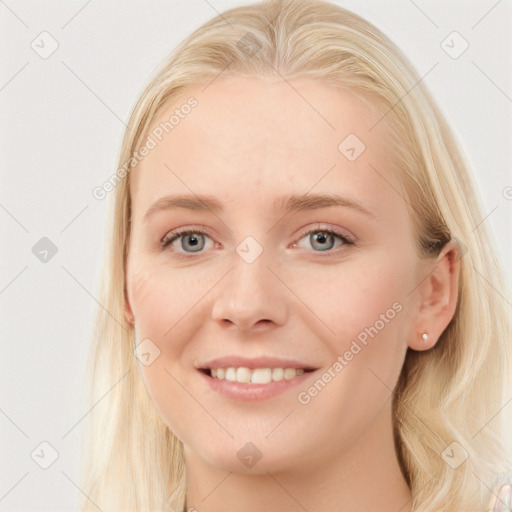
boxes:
[197,356,319,371]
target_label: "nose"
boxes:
[211,250,288,333]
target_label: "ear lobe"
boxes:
[408,239,461,351]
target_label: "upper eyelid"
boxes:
[161,224,354,249]
[300,225,353,242]
[161,225,214,244]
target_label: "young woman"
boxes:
[79,1,512,510]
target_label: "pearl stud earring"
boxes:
[421,333,429,342]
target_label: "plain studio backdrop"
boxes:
[1,1,511,510]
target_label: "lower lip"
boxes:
[198,370,316,401]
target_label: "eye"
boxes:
[161,227,216,255]
[160,224,354,257]
[293,226,353,254]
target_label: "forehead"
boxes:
[130,76,400,218]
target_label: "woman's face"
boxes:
[125,76,427,473]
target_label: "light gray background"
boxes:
[1,1,511,510]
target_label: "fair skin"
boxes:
[124,76,459,512]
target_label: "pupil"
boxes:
[184,234,203,252]
[312,232,333,251]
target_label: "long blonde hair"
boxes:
[78,1,512,510]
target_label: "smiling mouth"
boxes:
[200,367,316,384]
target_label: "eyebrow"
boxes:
[143,192,375,221]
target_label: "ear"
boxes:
[124,285,135,325]
[408,239,461,351]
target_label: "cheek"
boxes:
[289,252,410,345]
[128,259,205,343]
[290,255,411,437]
[127,261,191,395]
[289,249,414,406]
[127,261,209,438]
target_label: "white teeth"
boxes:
[236,367,252,383]
[208,367,307,384]
[272,367,284,381]
[251,368,271,384]
[284,368,297,380]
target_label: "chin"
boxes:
[191,440,299,475]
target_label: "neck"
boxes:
[183,401,412,512]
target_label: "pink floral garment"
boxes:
[491,481,512,511]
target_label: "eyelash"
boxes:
[160,225,354,258]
